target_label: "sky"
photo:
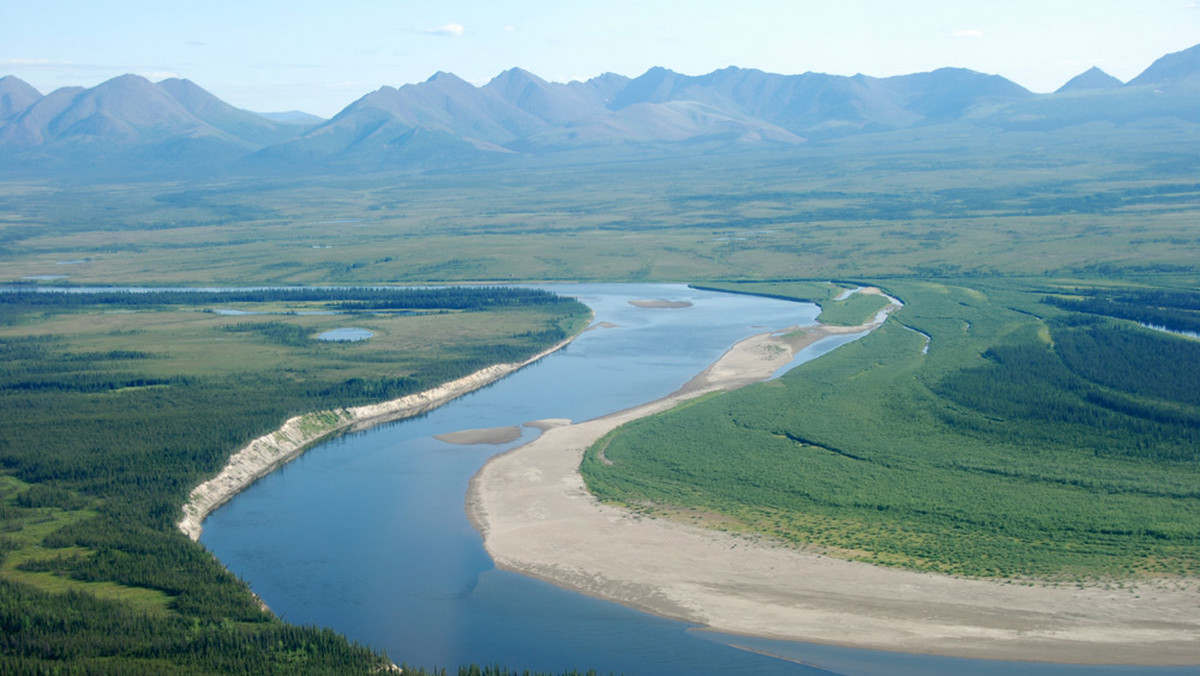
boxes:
[4,0,1199,118]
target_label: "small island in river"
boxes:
[629,299,693,309]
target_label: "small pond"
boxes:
[316,327,374,342]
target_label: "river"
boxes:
[199,283,1188,676]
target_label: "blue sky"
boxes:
[4,0,1198,117]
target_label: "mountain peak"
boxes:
[426,71,472,86]
[484,68,551,100]
[0,75,43,121]
[0,74,39,95]
[1056,66,1122,93]
[483,67,601,127]
[609,66,687,109]
[416,71,479,98]
[488,67,544,85]
[97,73,156,90]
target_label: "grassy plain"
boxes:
[3,131,1199,288]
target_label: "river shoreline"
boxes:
[177,334,581,541]
[466,311,1200,666]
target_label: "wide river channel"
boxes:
[200,283,1187,676]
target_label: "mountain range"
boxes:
[2,43,1198,175]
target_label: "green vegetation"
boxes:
[813,290,891,326]
[582,280,1200,579]
[1043,287,1200,335]
[0,287,589,672]
[1,579,385,675]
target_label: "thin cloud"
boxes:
[0,58,130,72]
[426,23,465,38]
[0,58,73,67]
[953,29,985,38]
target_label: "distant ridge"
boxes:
[1,41,1198,176]
[0,74,310,169]
[1128,43,1200,86]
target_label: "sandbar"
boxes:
[467,311,1200,666]
[436,426,524,445]
[435,420,576,445]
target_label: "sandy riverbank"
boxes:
[467,309,1200,665]
[177,335,580,541]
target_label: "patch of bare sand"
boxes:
[436,419,575,445]
[467,319,1200,666]
[436,426,524,445]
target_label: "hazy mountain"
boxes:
[609,67,693,109]
[270,66,809,165]
[0,76,41,122]
[0,75,309,172]
[157,77,307,145]
[0,74,196,147]
[1056,67,1123,93]
[2,42,1197,175]
[874,68,1033,121]
[483,68,602,125]
[512,99,804,151]
[362,72,551,143]
[249,73,526,169]
[971,44,1200,132]
[1128,43,1200,87]
[565,72,631,107]
[250,112,510,171]
[693,68,919,134]
[603,66,1031,136]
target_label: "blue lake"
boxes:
[200,283,1192,676]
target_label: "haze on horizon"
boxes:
[4,0,1199,117]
